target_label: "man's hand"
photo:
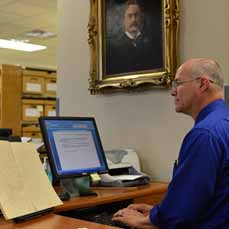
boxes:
[127,203,153,216]
[112,207,158,229]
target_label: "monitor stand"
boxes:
[59,176,97,200]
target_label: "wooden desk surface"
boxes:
[55,182,168,212]
[0,214,118,229]
[0,182,168,228]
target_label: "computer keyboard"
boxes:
[81,211,129,228]
[58,199,132,228]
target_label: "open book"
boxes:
[0,141,62,220]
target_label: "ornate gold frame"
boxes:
[88,0,179,94]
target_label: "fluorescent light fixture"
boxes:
[0,39,47,52]
[26,29,56,39]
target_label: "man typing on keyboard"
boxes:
[113,203,156,229]
[112,58,229,228]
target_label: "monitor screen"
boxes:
[39,117,108,181]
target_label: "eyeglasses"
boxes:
[171,77,201,89]
[172,76,219,90]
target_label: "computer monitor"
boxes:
[39,116,108,197]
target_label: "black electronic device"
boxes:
[13,208,54,223]
[39,116,108,197]
[59,199,132,228]
[0,128,12,137]
[0,128,21,142]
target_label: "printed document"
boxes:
[0,141,62,220]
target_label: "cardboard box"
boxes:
[45,77,57,96]
[22,124,41,138]
[44,100,56,116]
[22,99,44,121]
[22,74,45,95]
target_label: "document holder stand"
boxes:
[60,176,97,198]
[13,207,54,223]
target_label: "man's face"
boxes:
[171,66,200,115]
[124,4,142,35]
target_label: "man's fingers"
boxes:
[113,209,124,217]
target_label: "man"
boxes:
[106,0,163,75]
[112,58,229,228]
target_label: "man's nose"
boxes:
[170,87,177,96]
[130,15,137,22]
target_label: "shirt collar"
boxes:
[195,99,225,125]
[125,31,141,40]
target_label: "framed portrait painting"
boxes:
[88,0,179,94]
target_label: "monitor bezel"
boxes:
[39,116,108,181]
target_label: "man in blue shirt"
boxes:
[112,58,229,228]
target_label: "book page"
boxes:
[0,141,62,220]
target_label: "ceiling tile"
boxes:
[0,11,21,24]
[0,0,57,69]
[0,0,17,8]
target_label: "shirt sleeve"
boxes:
[150,128,223,228]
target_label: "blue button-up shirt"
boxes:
[150,99,229,228]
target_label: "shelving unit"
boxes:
[0,64,57,139]
[21,68,57,139]
[0,64,22,136]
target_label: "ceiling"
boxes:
[0,0,57,70]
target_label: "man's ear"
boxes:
[199,77,210,92]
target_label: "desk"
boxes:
[0,182,168,228]
[55,182,168,212]
[0,214,119,229]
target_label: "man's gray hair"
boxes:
[191,58,224,88]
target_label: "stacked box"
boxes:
[22,70,45,95]
[22,124,41,138]
[22,99,44,121]
[44,73,57,97]
[44,100,56,116]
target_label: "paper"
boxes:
[21,137,32,142]
[0,141,62,220]
[25,108,41,117]
[111,174,144,181]
[26,83,41,92]
[105,149,141,171]
[100,173,144,182]
[90,173,101,182]
[48,110,56,116]
[46,83,57,92]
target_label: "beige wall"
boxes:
[57,0,229,181]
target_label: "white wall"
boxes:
[57,0,229,181]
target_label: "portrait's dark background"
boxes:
[104,0,163,76]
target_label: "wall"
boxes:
[57,0,229,181]
[0,55,56,70]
